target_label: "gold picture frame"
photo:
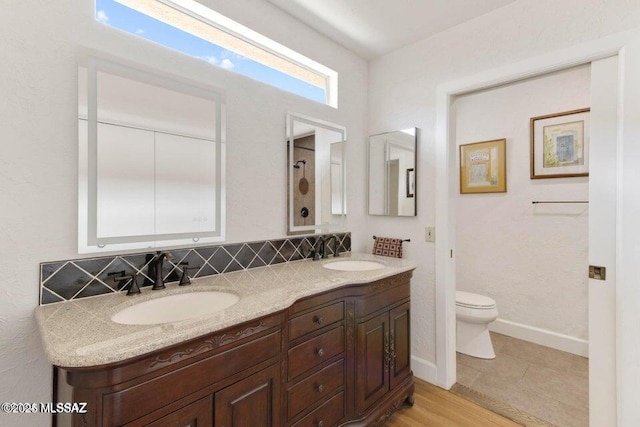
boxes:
[460,139,507,194]
[530,108,590,179]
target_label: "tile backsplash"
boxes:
[39,233,351,305]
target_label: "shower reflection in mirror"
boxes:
[286,112,346,235]
[368,128,417,216]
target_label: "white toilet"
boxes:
[456,291,499,359]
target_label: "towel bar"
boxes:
[373,235,411,242]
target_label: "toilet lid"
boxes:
[456,291,496,309]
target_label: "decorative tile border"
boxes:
[39,233,351,305]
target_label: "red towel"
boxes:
[372,237,403,258]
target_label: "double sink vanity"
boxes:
[36,254,416,426]
[53,55,422,426]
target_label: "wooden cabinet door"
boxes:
[214,364,281,427]
[389,301,411,390]
[355,312,389,413]
[144,396,212,427]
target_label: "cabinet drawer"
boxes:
[289,302,344,342]
[287,359,344,420]
[141,396,212,427]
[291,391,345,427]
[288,326,344,381]
[104,330,280,426]
[357,282,410,319]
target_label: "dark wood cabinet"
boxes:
[389,301,411,389]
[356,311,390,413]
[286,359,344,421]
[354,304,411,414]
[291,391,345,427]
[214,363,280,427]
[355,280,413,417]
[284,296,349,426]
[143,396,212,427]
[55,271,414,427]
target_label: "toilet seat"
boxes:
[456,291,496,309]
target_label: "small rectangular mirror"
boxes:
[368,128,417,216]
[287,112,346,234]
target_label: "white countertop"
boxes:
[34,253,416,368]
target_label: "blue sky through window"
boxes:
[96,0,326,104]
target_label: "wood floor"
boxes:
[385,379,520,427]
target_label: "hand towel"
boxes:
[372,236,403,258]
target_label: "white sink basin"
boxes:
[111,291,240,325]
[322,260,385,272]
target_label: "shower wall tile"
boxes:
[39,233,351,305]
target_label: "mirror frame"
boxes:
[78,56,226,253]
[368,127,418,217]
[287,112,347,234]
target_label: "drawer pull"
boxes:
[316,384,324,393]
[316,348,325,357]
[317,421,324,427]
[314,316,325,325]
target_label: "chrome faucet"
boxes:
[147,251,174,290]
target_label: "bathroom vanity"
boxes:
[36,255,415,426]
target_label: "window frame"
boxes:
[102,0,338,107]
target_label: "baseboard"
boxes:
[489,318,589,357]
[411,355,438,384]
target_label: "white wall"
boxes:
[0,1,367,424]
[368,0,640,371]
[454,66,590,342]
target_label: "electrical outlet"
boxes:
[425,226,435,242]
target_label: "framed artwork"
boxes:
[406,168,415,198]
[459,138,507,194]
[530,108,590,179]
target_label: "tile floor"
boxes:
[456,332,588,427]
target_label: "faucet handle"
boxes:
[332,235,341,257]
[107,270,126,278]
[313,237,323,260]
[179,262,196,286]
[109,271,140,295]
[125,275,141,295]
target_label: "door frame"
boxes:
[434,29,639,425]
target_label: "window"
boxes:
[95,0,338,107]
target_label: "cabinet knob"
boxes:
[316,384,324,393]
[317,421,324,427]
[316,348,324,357]
[314,316,325,325]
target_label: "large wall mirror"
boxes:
[368,128,417,216]
[78,57,225,253]
[287,112,346,234]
